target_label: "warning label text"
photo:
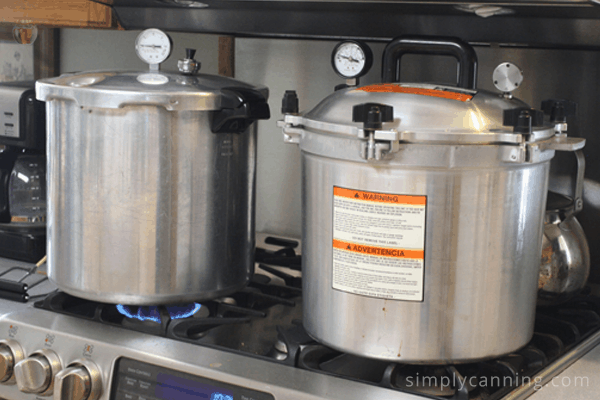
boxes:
[332,186,426,302]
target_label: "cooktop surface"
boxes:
[0,234,599,400]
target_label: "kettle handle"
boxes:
[571,149,585,215]
[381,36,478,90]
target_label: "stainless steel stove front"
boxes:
[0,306,424,400]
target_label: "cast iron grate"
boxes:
[34,236,303,356]
[0,265,48,302]
[272,292,600,400]
[34,273,299,333]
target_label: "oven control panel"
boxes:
[110,358,275,400]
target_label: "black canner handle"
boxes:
[381,35,478,89]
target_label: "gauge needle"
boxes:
[139,45,162,49]
[338,55,360,63]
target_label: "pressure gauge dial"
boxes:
[135,29,172,66]
[331,41,373,79]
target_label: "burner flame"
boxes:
[116,303,202,323]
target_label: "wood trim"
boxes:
[218,36,235,78]
[0,0,117,29]
[34,28,60,79]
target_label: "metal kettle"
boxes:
[538,149,590,305]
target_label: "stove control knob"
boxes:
[14,349,61,396]
[0,339,25,384]
[54,360,102,400]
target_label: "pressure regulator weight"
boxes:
[331,41,373,79]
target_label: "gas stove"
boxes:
[0,234,600,400]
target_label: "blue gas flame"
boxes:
[116,303,202,323]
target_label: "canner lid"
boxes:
[303,83,555,144]
[36,70,269,111]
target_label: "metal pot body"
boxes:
[538,211,590,304]
[280,82,585,363]
[45,100,256,305]
[301,137,551,363]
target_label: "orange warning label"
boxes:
[357,84,473,102]
[333,239,424,260]
[333,187,426,206]
[332,186,426,301]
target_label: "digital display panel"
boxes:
[112,358,275,400]
[156,373,234,400]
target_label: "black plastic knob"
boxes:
[541,99,577,123]
[186,48,196,59]
[352,103,394,130]
[503,108,544,134]
[281,90,299,114]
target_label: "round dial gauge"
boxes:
[135,29,172,65]
[331,41,373,79]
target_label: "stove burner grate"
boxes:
[33,236,304,359]
[274,292,600,400]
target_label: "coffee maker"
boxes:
[0,81,46,262]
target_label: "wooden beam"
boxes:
[0,0,117,29]
[218,36,234,78]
